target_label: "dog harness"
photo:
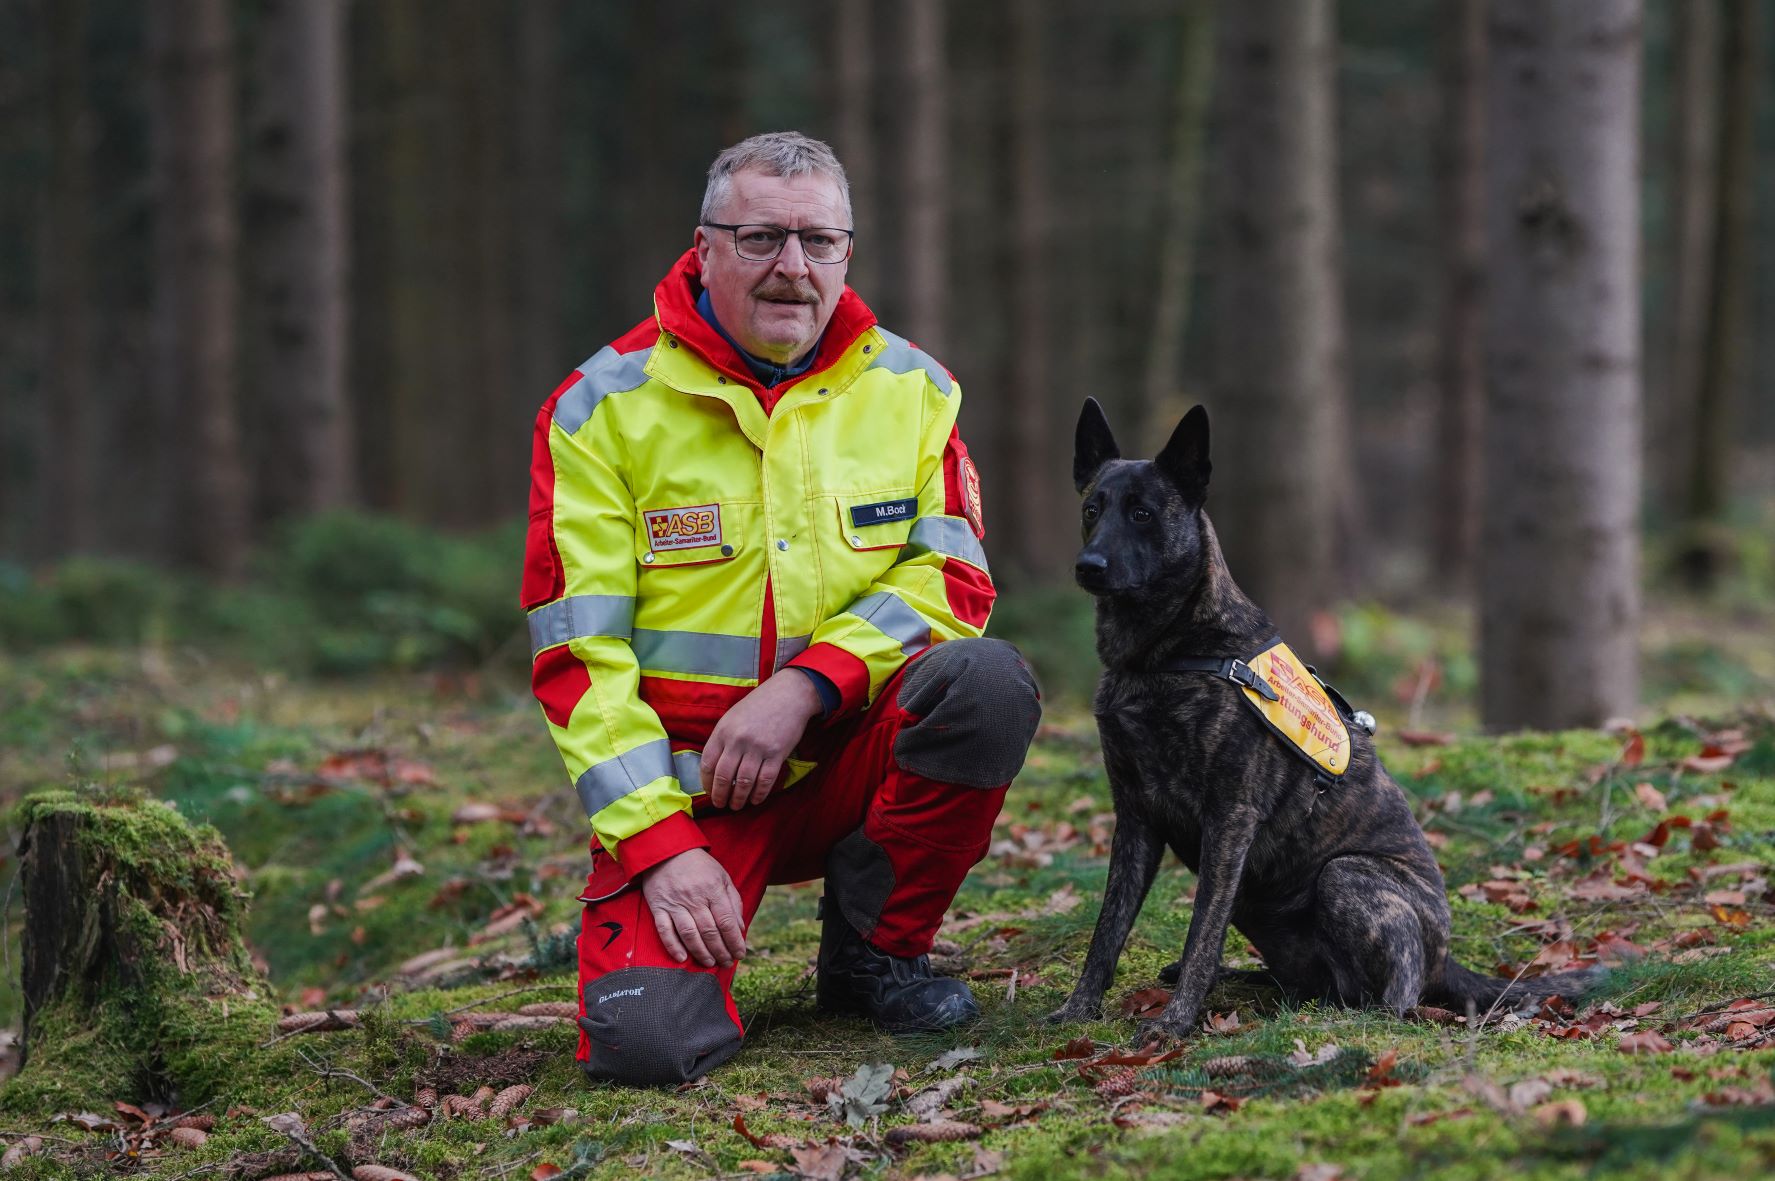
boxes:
[1161,637,1373,784]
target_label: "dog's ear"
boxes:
[1156,404,1211,503]
[1074,397,1120,493]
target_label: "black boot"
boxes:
[815,896,980,1033]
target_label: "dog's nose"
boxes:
[1075,554,1108,579]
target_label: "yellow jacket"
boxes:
[522,250,994,875]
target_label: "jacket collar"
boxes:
[652,248,878,391]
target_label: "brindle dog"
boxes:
[1047,399,1599,1041]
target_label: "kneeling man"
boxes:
[522,132,1041,1085]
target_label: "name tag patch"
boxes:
[644,503,721,551]
[849,497,918,528]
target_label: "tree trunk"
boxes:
[515,0,566,424]
[834,0,878,299]
[18,791,262,1096]
[1662,0,1718,517]
[1432,0,1487,590]
[147,0,249,576]
[1141,0,1217,425]
[1480,0,1642,731]
[1207,0,1347,649]
[1005,0,1066,583]
[42,0,94,556]
[902,0,948,353]
[247,0,353,523]
[1679,0,1756,589]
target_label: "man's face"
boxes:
[695,169,850,365]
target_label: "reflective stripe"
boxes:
[774,634,811,671]
[899,516,989,573]
[674,750,703,794]
[575,738,674,816]
[527,594,635,657]
[847,591,931,655]
[868,329,954,396]
[554,344,653,434]
[632,628,759,679]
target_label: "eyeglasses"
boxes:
[702,223,855,265]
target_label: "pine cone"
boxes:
[488,1085,533,1118]
[165,1127,209,1148]
[1093,1067,1140,1098]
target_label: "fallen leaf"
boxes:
[1621,732,1645,768]
[1202,1010,1245,1035]
[1617,1031,1674,1054]
[1507,1079,1553,1109]
[1119,988,1172,1019]
[1634,782,1667,812]
[925,1046,984,1073]
[1533,1099,1587,1127]
[1199,1090,1245,1114]
[789,1142,850,1180]
[1051,1037,1096,1060]
[530,1167,563,1181]
[1364,1049,1402,1088]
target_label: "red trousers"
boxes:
[573,643,1027,1084]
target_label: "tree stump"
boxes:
[14,788,268,1103]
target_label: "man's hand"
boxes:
[637,848,747,968]
[701,669,823,810]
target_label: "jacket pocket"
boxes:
[833,491,919,553]
[634,502,749,568]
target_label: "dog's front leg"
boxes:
[1142,805,1260,1042]
[1046,807,1165,1023]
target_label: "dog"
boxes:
[1047,398,1599,1041]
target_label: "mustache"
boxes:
[753,280,819,304]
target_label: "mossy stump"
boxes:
[12,789,270,1107]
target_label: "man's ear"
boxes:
[694,226,714,281]
[1155,404,1211,503]
[1074,398,1121,493]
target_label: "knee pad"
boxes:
[893,638,1041,788]
[578,967,742,1086]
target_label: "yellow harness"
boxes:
[1161,637,1364,781]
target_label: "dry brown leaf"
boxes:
[0,1138,43,1168]
[530,1166,563,1181]
[1118,988,1172,1019]
[1202,1010,1245,1035]
[885,1119,983,1145]
[1617,1030,1675,1054]
[1051,1037,1096,1060]
[789,1142,850,1180]
[1533,1098,1588,1127]
[1633,782,1667,812]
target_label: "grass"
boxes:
[0,615,1771,1177]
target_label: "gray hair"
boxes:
[699,131,853,227]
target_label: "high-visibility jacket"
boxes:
[523,249,995,877]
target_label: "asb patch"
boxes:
[850,497,918,528]
[1238,639,1352,778]
[961,456,984,538]
[643,503,721,551]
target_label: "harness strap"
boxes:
[1159,653,1282,703]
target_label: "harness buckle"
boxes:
[1226,659,1281,702]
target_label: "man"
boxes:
[523,132,1041,1086]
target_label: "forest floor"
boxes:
[0,613,1772,1181]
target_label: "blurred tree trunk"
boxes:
[1141,0,1216,427]
[1006,0,1065,582]
[1662,0,1718,518]
[1679,0,1757,589]
[1208,0,1347,649]
[515,0,565,411]
[147,0,248,576]
[834,0,878,299]
[42,0,93,555]
[902,0,948,354]
[1431,0,1486,590]
[1480,0,1641,731]
[247,0,353,523]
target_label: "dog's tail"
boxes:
[1430,959,1605,1014]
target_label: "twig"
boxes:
[401,983,570,1025]
[264,1114,351,1181]
[297,1047,413,1107]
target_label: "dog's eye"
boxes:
[1082,504,1100,523]
[1130,505,1153,524]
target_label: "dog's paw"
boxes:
[1133,1017,1194,1048]
[1045,998,1102,1025]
